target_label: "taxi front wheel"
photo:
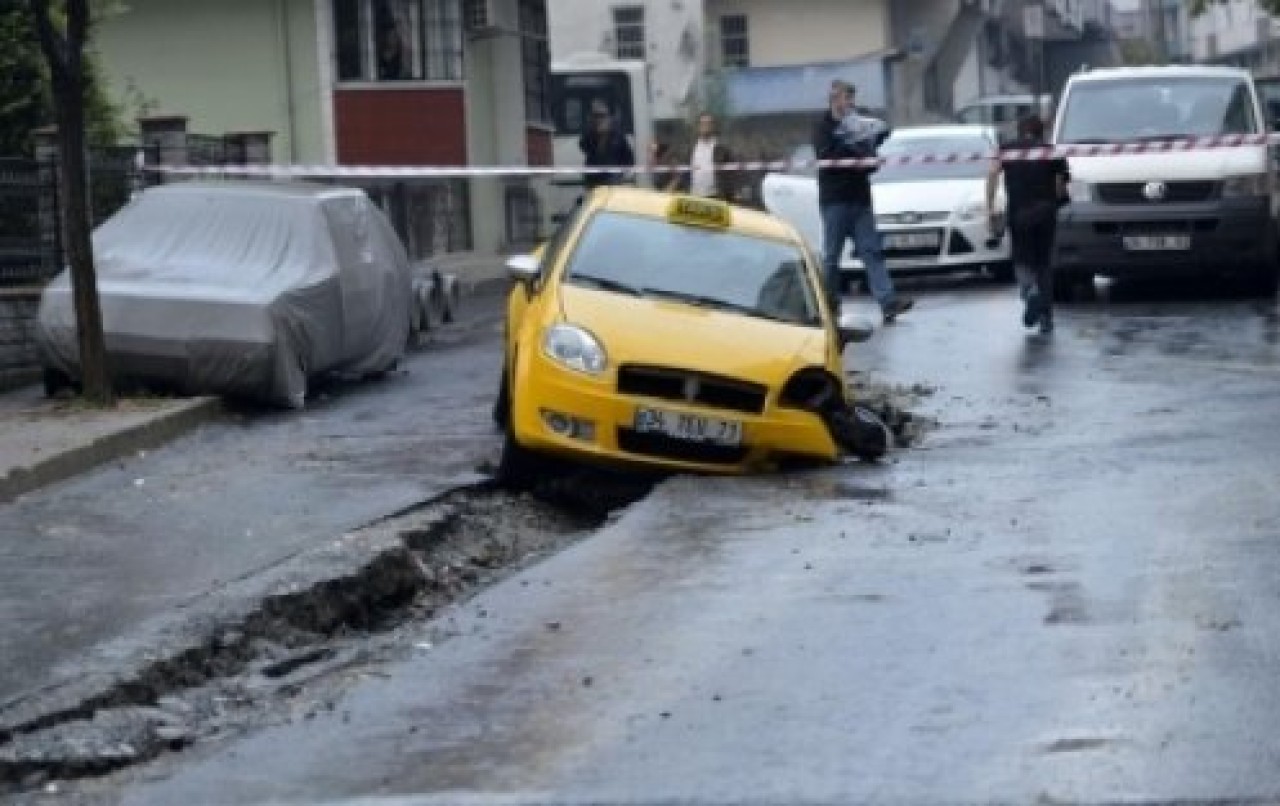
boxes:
[496,427,542,491]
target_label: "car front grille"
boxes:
[1095,181,1218,204]
[617,365,767,415]
[616,428,749,465]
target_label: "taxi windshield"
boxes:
[563,211,823,327]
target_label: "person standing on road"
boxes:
[813,80,913,323]
[579,100,635,194]
[682,113,739,200]
[986,115,1070,334]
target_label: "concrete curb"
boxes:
[0,397,223,505]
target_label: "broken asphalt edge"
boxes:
[0,476,489,784]
[0,397,224,506]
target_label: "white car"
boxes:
[762,125,1012,287]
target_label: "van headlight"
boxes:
[543,324,608,375]
[1066,179,1092,203]
[1221,173,1270,198]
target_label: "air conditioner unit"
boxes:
[463,0,499,33]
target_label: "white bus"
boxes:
[548,53,654,218]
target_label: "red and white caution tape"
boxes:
[144,132,1279,180]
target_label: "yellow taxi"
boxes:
[494,187,872,484]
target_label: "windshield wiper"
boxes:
[642,287,810,325]
[569,275,643,296]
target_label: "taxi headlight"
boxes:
[953,200,986,222]
[542,324,608,375]
[1222,173,1270,198]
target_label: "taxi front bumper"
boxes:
[511,355,841,474]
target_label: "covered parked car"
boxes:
[38,181,413,407]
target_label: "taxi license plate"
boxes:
[883,231,941,250]
[634,407,742,446]
[1123,235,1190,251]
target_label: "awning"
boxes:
[721,55,891,116]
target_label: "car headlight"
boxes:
[542,324,608,375]
[1221,173,1270,198]
[953,200,986,222]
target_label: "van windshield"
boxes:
[1057,77,1257,144]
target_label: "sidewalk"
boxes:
[0,256,511,504]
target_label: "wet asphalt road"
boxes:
[72,274,1280,805]
[0,296,507,711]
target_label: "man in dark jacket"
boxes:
[579,101,635,193]
[986,115,1070,334]
[814,80,912,323]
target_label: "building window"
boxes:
[612,5,645,60]
[520,0,551,125]
[333,0,463,83]
[720,14,749,69]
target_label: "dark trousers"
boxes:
[1010,215,1057,305]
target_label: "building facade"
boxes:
[94,0,553,256]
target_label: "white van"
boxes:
[1051,65,1279,294]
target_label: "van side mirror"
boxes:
[505,254,540,280]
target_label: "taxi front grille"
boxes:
[617,365,767,415]
[617,429,749,465]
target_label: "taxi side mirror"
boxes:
[505,254,540,281]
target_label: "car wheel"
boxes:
[991,261,1015,284]
[1251,261,1279,298]
[491,365,510,431]
[827,403,891,462]
[495,391,545,492]
[42,367,73,398]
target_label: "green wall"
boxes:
[96,0,326,163]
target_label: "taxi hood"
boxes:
[558,285,830,376]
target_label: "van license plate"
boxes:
[634,407,742,446]
[1123,235,1190,251]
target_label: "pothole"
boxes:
[0,479,651,793]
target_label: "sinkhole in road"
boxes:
[0,475,654,793]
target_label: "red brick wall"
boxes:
[526,127,553,167]
[334,87,467,165]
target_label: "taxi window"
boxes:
[563,211,822,327]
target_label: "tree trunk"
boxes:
[32,0,113,406]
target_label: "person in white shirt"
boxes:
[648,113,738,200]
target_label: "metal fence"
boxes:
[0,146,146,287]
[0,157,59,286]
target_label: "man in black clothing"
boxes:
[813,80,913,323]
[986,115,1070,334]
[579,101,635,193]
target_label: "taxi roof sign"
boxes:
[666,195,732,229]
